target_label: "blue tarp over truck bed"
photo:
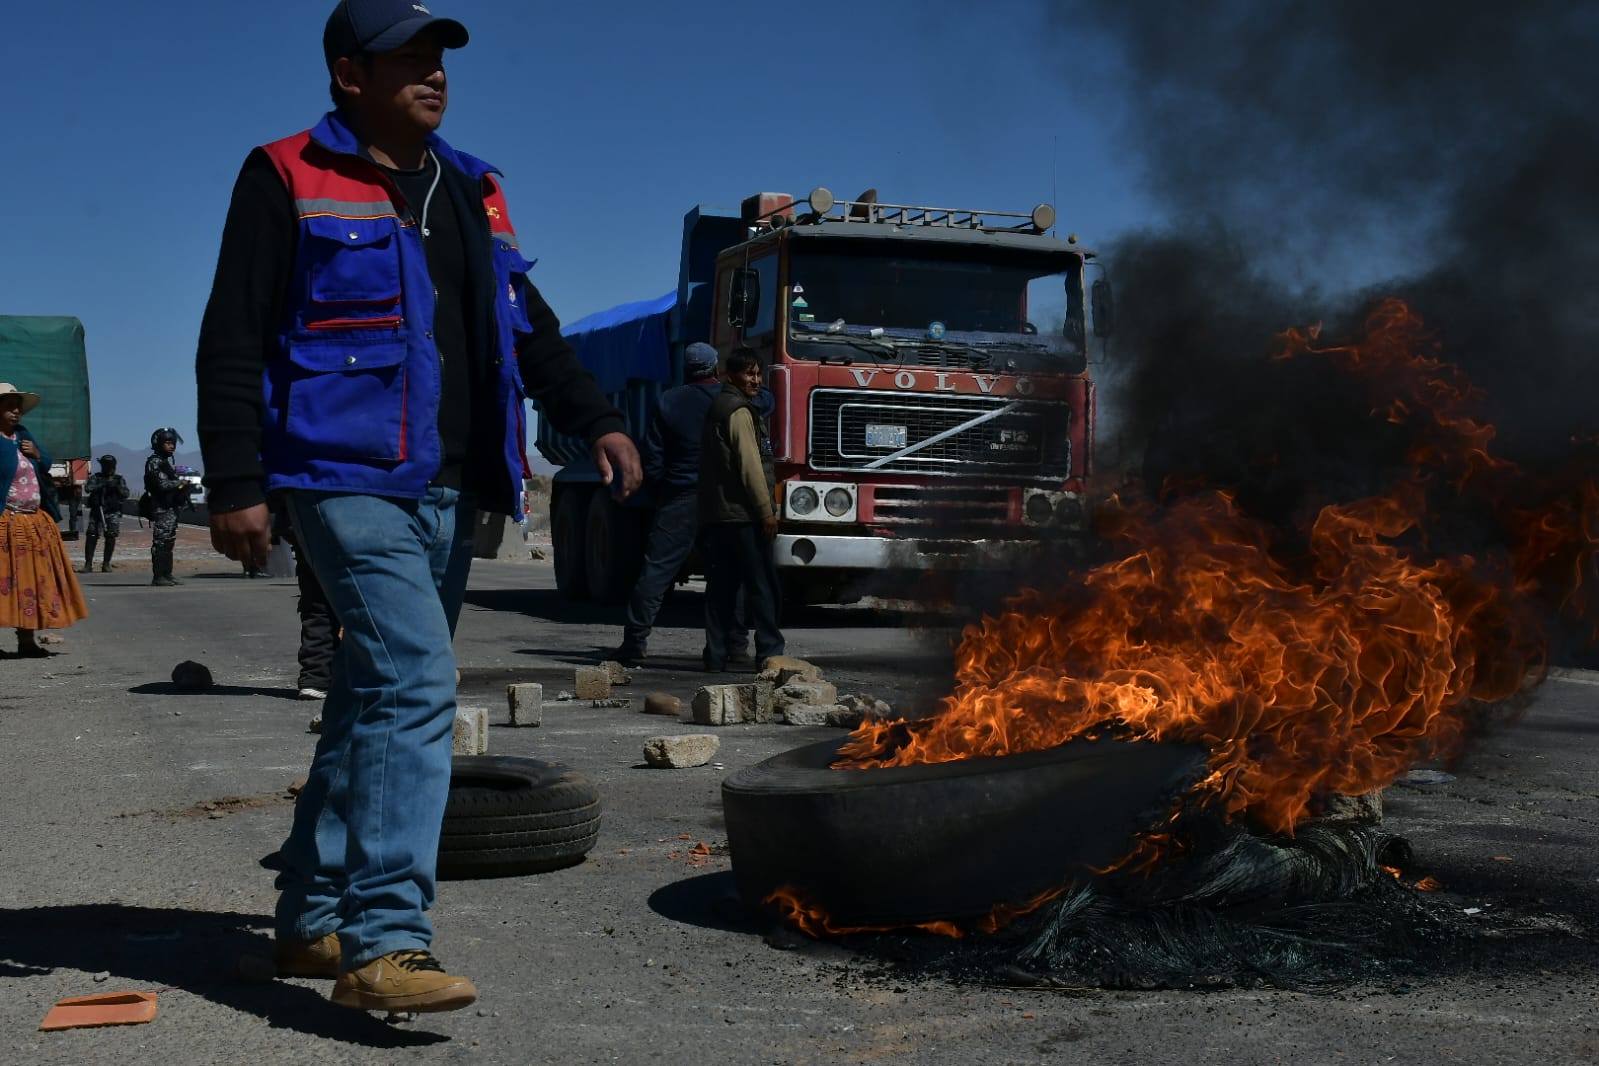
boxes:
[531,202,746,479]
[536,291,676,472]
[0,316,91,462]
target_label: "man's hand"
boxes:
[760,514,779,542]
[591,432,643,500]
[210,503,272,569]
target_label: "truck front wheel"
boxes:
[552,486,591,600]
[584,490,645,605]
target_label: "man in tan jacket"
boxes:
[698,350,784,671]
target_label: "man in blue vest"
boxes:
[196,0,640,1014]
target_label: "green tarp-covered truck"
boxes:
[0,316,92,536]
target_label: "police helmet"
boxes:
[98,454,117,467]
[150,427,183,450]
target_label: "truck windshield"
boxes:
[785,244,1087,371]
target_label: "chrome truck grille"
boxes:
[808,389,1071,477]
[870,484,1012,533]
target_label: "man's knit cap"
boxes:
[684,343,719,379]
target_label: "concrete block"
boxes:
[827,703,865,729]
[750,679,776,723]
[780,704,836,727]
[757,655,822,687]
[689,684,759,726]
[601,660,634,685]
[776,679,838,709]
[643,733,721,769]
[1312,790,1384,825]
[575,666,612,701]
[452,704,488,755]
[834,693,892,729]
[507,682,543,727]
[643,692,682,717]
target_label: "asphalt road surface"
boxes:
[1,534,1595,1065]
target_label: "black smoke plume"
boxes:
[1053,0,1599,474]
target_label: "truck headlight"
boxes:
[823,487,854,517]
[1024,493,1054,524]
[789,486,820,516]
[1054,496,1085,528]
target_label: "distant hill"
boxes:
[92,442,203,475]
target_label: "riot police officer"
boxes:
[145,428,189,586]
[81,454,130,573]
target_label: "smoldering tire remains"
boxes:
[437,755,602,880]
[721,736,1207,928]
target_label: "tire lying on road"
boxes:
[438,755,602,880]
[722,736,1207,928]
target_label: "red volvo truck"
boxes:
[538,188,1113,604]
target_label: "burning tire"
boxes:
[437,755,601,880]
[722,737,1206,928]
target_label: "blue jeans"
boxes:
[275,488,476,967]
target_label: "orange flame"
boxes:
[838,300,1590,852]
[764,886,964,939]
[763,884,1068,940]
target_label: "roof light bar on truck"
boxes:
[748,188,1056,235]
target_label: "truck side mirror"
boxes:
[1091,277,1115,338]
[728,268,761,330]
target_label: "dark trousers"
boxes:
[703,522,784,664]
[291,539,339,690]
[149,508,178,578]
[622,488,698,653]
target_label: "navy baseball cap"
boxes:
[323,0,469,70]
[684,343,719,378]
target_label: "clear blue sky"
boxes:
[5,0,1159,454]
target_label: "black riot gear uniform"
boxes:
[145,430,188,586]
[81,455,130,573]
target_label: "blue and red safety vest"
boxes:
[258,110,533,515]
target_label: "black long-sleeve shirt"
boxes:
[196,148,622,513]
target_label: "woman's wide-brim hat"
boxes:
[0,383,41,415]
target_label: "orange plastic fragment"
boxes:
[39,991,158,1031]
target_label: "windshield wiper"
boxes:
[799,330,900,361]
[840,336,899,360]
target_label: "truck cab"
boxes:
[711,189,1110,602]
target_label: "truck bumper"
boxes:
[772,534,1058,571]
